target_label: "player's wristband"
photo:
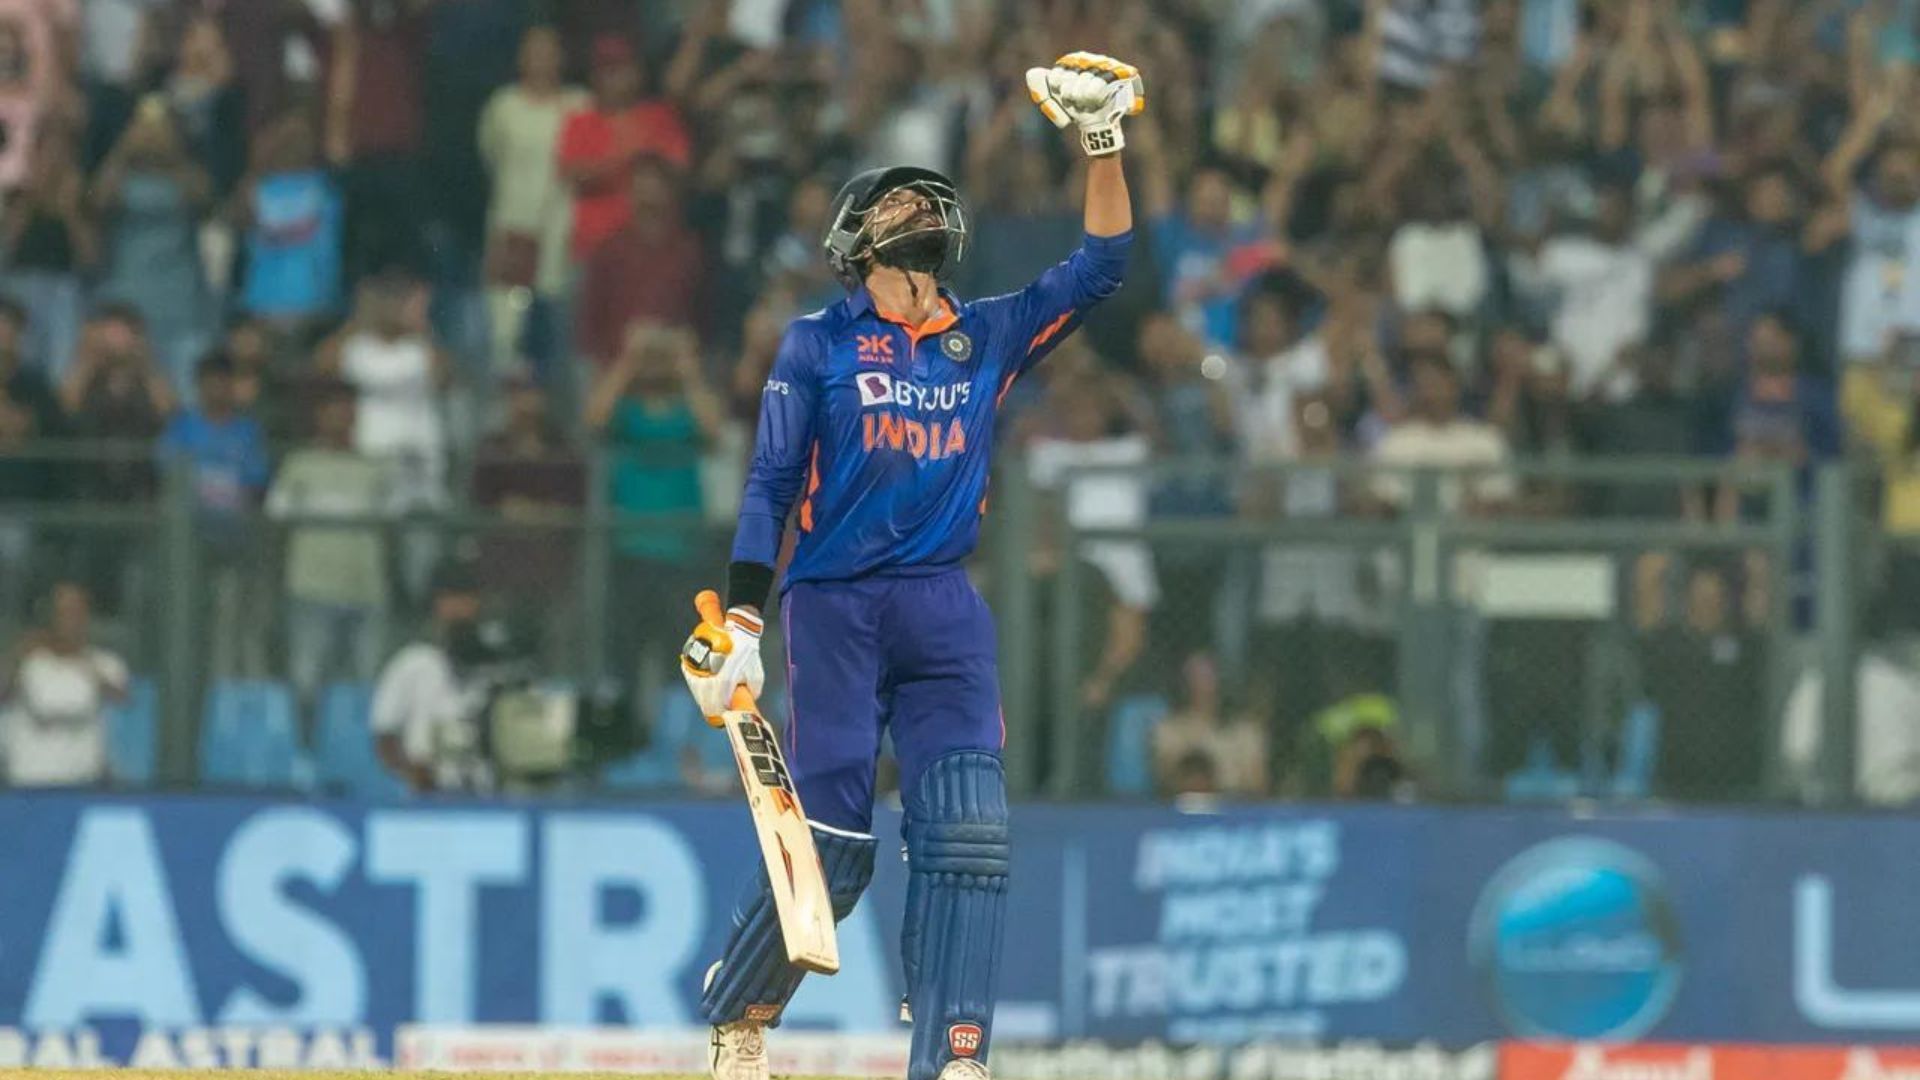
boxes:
[727,560,776,614]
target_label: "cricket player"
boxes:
[680,53,1143,1080]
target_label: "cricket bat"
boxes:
[695,592,841,975]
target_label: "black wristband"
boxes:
[726,560,776,613]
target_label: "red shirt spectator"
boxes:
[557,35,690,259]
[578,157,705,364]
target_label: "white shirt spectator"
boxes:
[1239,334,1330,459]
[1028,433,1160,609]
[371,642,490,792]
[1389,221,1488,316]
[1782,654,1920,806]
[2,644,128,786]
[338,331,447,508]
[1839,194,1920,363]
[1534,234,1654,399]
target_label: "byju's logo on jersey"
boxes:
[1469,837,1683,1041]
[857,371,895,406]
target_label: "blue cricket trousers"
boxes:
[779,567,1003,832]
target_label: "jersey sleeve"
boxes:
[980,231,1133,378]
[731,323,824,567]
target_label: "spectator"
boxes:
[1521,183,1655,400]
[1027,368,1157,717]
[2,129,92,379]
[1369,354,1515,515]
[325,0,432,280]
[1290,671,1406,799]
[371,561,488,794]
[1640,560,1763,800]
[0,296,61,621]
[159,350,270,677]
[1783,647,1920,808]
[60,305,171,516]
[91,97,214,394]
[0,580,129,787]
[764,175,844,313]
[1713,310,1841,521]
[1659,164,1811,378]
[478,25,586,377]
[578,156,706,366]
[318,269,453,529]
[472,374,586,660]
[586,322,721,685]
[558,34,692,261]
[0,0,59,191]
[221,316,296,444]
[235,110,344,335]
[163,16,246,199]
[267,380,392,711]
[1140,161,1277,348]
[1151,652,1268,798]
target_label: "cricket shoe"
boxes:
[937,1061,991,1080]
[704,962,769,1080]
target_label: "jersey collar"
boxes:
[847,284,963,338]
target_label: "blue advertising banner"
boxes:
[0,793,1917,1065]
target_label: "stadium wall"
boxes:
[0,793,1917,1068]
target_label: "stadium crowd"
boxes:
[2,0,1920,802]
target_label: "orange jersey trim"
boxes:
[1027,310,1073,355]
[875,298,960,349]
[798,442,821,532]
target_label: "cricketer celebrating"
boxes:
[680,53,1144,1080]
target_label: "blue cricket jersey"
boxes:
[733,230,1132,587]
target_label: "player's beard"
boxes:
[871,225,949,276]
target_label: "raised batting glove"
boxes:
[1025,51,1145,157]
[680,590,765,726]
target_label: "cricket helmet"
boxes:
[823,165,968,289]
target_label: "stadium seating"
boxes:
[1106,695,1170,797]
[315,682,408,800]
[106,677,157,786]
[200,680,311,790]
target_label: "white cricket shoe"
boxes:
[709,1021,768,1080]
[937,1061,990,1080]
[703,962,769,1080]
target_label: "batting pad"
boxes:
[699,825,875,1026]
[901,751,1010,1080]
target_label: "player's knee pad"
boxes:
[700,824,875,1026]
[901,751,1009,1079]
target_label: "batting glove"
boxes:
[680,589,765,726]
[1025,51,1145,157]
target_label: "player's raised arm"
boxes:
[1026,51,1141,238]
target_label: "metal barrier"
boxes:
[0,442,1903,805]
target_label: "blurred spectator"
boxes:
[0,0,61,191]
[472,373,585,660]
[217,0,329,136]
[558,34,692,261]
[1640,560,1763,801]
[59,305,171,517]
[1823,84,1920,367]
[1784,647,1920,808]
[1368,354,1515,514]
[586,322,721,685]
[1713,310,1840,520]
[1139,158,1277,348]
[0,580,128,787]
[319,270,452,519]
[221,316,296,444]
[1290,673,1406,799]
[2,129,92,380]
[1151,652,1268,798]
[160,350,269,677]
[164,16,246,198]
[372,560,487,794]
[478,25,586,376]
[267,379,392,711]
[0,297,61,622]
[1582,343,1710,517]
[1028,368,1156,716]
[1659,165,1811,378]
[1374,0,1481,90]
[728,292,791,423]
[326,0,432,279]
[235,111,344,334]
[91,96,214,393]
[1518,183,1655,400]
[764,175,843,313]
[578,155,706,366]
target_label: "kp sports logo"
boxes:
[856,333,894,364]
[1469,838,1683,1041]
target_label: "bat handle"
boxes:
[694,588,726,628]
[729,685,757,711]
